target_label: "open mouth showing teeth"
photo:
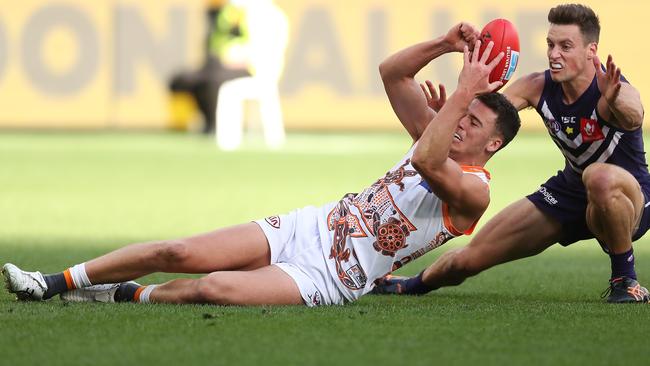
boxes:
[453,133,462,142]
[551,63,563,70]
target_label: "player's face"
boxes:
[546,24,596,83]
[450,99,501,162]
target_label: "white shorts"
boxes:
[254,206,345,307]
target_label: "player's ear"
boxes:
[486,136,503,154]
[587,42,598,60]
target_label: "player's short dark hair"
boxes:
[548,4,600,44]
[476,93,520,152]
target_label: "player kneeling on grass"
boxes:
[3,25,520,306]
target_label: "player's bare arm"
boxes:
[594,54,644,131]
[380,22,479,142]
[503,72,546,111]
[412,40,503,231]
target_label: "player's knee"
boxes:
[583,163,619,201]
[193,274,236,304]
[150,240,191,269]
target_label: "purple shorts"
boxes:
[526,169,650,246]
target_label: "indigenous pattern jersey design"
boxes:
[317,144,490,301]
[535,70,650,183]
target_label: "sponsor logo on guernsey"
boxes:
[580,118,605,142]
[561,116,576,124]
[538,187,558,205]
[264,215,281,229]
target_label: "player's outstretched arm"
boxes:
[412,41,503,220]
[502,72,545,111]
[594,55,644,131]
[380,22,479,142]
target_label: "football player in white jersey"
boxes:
[3,24,520,306]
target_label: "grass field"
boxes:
[1,131,649,365]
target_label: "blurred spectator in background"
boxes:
[216,0,289,150]
[169,0,251,134]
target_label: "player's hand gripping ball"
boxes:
[478,19,520,91]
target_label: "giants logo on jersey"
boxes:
[264,216,281,229]
[580,118,604,142]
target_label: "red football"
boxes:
[479,19,520,90]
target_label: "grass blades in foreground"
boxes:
[0,131,648,365]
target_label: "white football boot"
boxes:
[60,283,121,303]
[2,263,48,301]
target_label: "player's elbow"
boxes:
[410,153,429,176]
[378,61,392,81]
[617,90,644,130]
[619,114,643,131]
[411,149,442,176]
[378,58,400,82]
[630,109,644,130]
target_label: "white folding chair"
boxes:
[216,1,288,151]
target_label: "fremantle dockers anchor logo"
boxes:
[580,118,604,142]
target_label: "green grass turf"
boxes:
[0,131,649,365]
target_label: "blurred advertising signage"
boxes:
[0,1,200,128]
[0,1,638,130]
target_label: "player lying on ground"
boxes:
[374,4,650,303]
[3,28,520,306]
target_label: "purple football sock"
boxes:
[609,248,637,280]
[404,271,437,295]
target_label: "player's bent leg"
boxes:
[149,265,304,305]
[422,198,564,288]
[582,162,644,254]
[582,163,649,303]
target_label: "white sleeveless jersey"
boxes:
[316,144,491,302]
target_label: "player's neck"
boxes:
[559,68,596,105]
[450,153,487,168]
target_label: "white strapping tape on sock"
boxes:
[70,263,92,288]
[139,284,158,304]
